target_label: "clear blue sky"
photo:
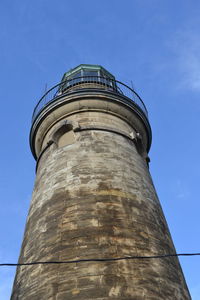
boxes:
[0,0,199,299]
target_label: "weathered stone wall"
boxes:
[11,110,191,299]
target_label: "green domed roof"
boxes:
[61,64,115,82]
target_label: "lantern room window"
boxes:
[60,64,117,92]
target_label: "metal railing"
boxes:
[32,76,148,123]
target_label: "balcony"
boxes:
[31,75,148,124]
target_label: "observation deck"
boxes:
[30,64,152,158]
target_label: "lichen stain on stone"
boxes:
[109,285,121,297]
[96,189,138,200]
[90,218,99,227]
[71,289,80,295]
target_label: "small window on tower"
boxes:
[52,123,76,148]
[58,130,75,148]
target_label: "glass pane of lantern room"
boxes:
[83,70,98,82]
[72,72,81,84]
[62,72,81,91]
[99,71,109,85]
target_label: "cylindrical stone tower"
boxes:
[12,64,191,299]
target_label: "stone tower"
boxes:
[11,64,191,299]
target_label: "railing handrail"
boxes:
[32,76,148,123]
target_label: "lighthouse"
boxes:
[11,64,191,299]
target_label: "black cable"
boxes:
[1,253,200,267]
